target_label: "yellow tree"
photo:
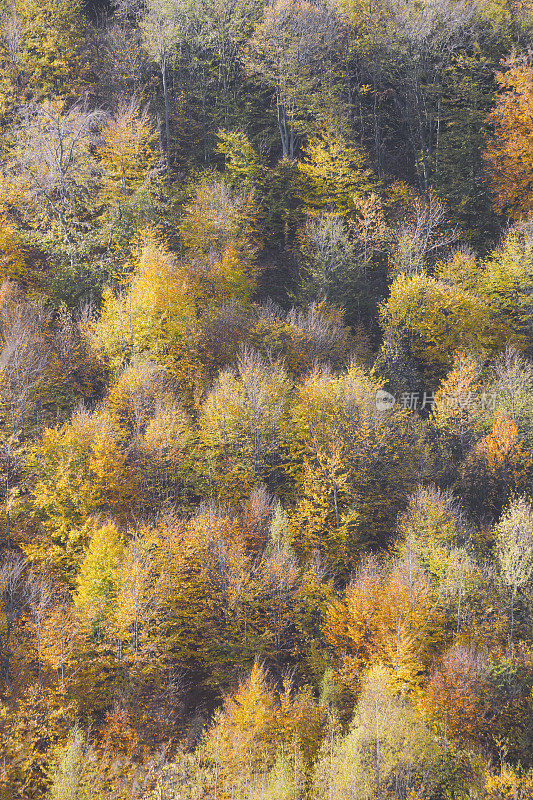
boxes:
[74,522,124,635]
[206,661,279,795]
[217,244,256,305]
[96,101,161,264]
[91,228,203,401]
[288,365,427,565]
[379,272,512,386]
[24,407,139,577]
[0,0,94,120]
[24,411,101,574]
[113,526,164,659]
[480,227,533,345]
[199,350,292,504]
[141,396,198,506]
[297,131,376,217]
[39,603,78,692]
[436,248,481,293]
[205,661,327,797]
[0,223,29,284]
[0,684,74,800]
[103,361,200,502]
[313,663,439,800]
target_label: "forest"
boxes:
[2,0,533,797]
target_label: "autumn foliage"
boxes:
[0,0,533,798]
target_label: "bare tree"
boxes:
[260,504,300,653]
[0,12,22,91]
[390,191,459,275]
[244,0,343,158]
[495,496,533,653]
[0,556,28,688]
[140,0,180,166]
[100,16,150,99]
[0,287,52,433]
[26,572,53,684]
[383,0,480,191]
[0,288,55,547]
[4,101,104,243]
[491,347,533,442]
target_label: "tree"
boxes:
[0,11,22,123]
[140,391,198,506]
[100,13,149,100]
[295,213,369,324]
[74,523,124,634]
[395,485,469,580]
[244,0,343,158]
[324,558,446,692]
[348,0,479,193]
[180,174,261,266]
[2,101,102,235]
[313,663,440,800]
[91,228,202,400]
[250,302,358,379]
[0,0,95,118]
[431,352,485,483]
[217,129,264,189]
[431,50,500,242]
[0,101,104,303]
[205,661,327,796]
[495,496,533,651]
[113,526,163,657]
[0,684,74,800]
[484,54,533,219]
[0,555,29,688]
[379,271,511,386]
[489,347,533,448]
[199,349,292,502]
[388,191,459,277]
[47,726,97,800]
[24,407,139,577]
[138,0,265,162]
[372,560,446,687]
[423,645,490,750]
[297,131,376,217]
[459,416,532,521]
[259,504,301,657]
[96,100,162,265]
[323,557,379,694]
[140,0,180,166]
[39,602,78,692]
[436,247,481,293]
[0,287,53,439]
[205,661,279,794]
[0,223,29,284]
[480,225,533,346]
[288,365,427,565]
[25,572,52,685]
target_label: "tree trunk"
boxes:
[161,59,171,171]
